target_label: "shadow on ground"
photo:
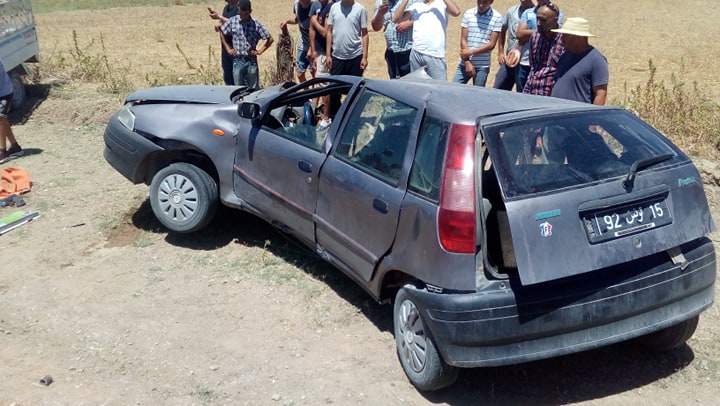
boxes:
[9,84,51,125]
[128,200,696,405]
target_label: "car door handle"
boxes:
[297,160,313,173]
[372,198,388,214]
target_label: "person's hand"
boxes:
[497,51,505,65]
[227,48,237,56]
[360,56,368,70]
[214,25,221,33]
[395,20,412,33]
[208,8,219,20]
[460,49,473,60]
[280,21,287,30]
[307,48,315,61]
[378,3,389,14]
[325,57,332,71]
[464,60,475,77]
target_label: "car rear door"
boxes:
[481,109,715,285]
[315,87,421,282]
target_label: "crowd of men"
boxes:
[208,0,608,108]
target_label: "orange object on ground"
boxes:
[0,166,31,198]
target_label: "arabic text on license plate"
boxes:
[594,200,671,239]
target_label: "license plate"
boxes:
[583,198,672,243]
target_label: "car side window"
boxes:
[335,90,417,185]
[408,117,448,201]
[266,101,323,150]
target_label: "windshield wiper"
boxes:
[622,153,674,189]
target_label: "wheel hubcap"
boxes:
[397,299,427,373]
[157,173,198,222]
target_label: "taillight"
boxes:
[438,124,476,253]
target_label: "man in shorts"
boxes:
[281,0,316,82]
[0,58,21,163]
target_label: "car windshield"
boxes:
[483,110,678,199]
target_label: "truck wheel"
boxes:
[149,163,219,233]
[9,73,26,110]
[637,315,699,351]
[394,286,459,391]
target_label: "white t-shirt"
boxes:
[408,0,448,58]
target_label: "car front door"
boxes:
[315,88,420,282]
[233,79,358,244]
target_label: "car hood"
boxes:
[125,82,296,105]
[126,85,243,105]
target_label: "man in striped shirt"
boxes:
[451,0,502,86]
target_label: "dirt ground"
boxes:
[1,1,719,405]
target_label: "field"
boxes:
[0,0,718,404]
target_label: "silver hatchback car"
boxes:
[104,75,716,391]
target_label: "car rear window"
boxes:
[483,110,679,199]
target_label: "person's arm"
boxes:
[325,23,333,70]
[371,2,388,32]
[461,31,500,59]
[252,36,274,56]
[444,0,461,18]
[516,21,533,43]
[309,16,317,60]
[360,27,369,69]
[219,30,236,56]
[496,24,507,64]
[592,85,608,105]
[280,15,298,30]
[392,0,410,23]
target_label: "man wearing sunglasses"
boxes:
[521,2,564,95]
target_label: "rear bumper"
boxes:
[103,113,162,184]
[406,237,716,367]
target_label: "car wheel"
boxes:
[149,163,219,233]
[394,286,459,391]
[9,73,25,111]
[637,315,699,351]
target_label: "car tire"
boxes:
[149,163,219,233]
[636,315,699,351]
[394,286,459,391]
[9,72,25,111]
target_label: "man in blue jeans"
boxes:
[452,0,502,86]
[216,0,274,88]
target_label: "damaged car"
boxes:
[103,75,716,391]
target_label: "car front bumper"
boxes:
[406,237,716,368]
[103,112,163,184]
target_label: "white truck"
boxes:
[0,0,39,109]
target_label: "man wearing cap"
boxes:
[216,0,274,89]
[550,17,608,105]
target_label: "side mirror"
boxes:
[238,102,260,119]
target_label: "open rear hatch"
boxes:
[481,109,715,285]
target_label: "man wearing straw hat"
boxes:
[550,17,608,105]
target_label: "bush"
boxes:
[621,60,720,159]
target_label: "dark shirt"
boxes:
[221,2,239,56]
[551,47,609,104]
[312,0,334,54]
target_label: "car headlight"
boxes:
[117,104,136,131]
